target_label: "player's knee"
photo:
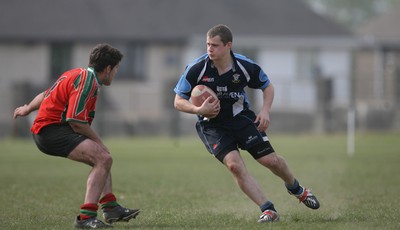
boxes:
[103,154,113,169]
[226,161,245,176]
[96,151,113,169]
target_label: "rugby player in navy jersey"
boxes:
[174,24,320,223]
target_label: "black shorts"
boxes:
[32,123,87,158]
[196,110,275,163]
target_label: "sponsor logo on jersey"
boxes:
[202,76,214,82]
[217,86,228,92]
[229,92,242,98]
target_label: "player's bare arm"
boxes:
[68,121,110,153]
[13,92,45,119]
[255,83,274,131]
[174,94,220,118]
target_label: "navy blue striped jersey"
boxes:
[174,51,271,122]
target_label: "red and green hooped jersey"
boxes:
[31,67,102,134]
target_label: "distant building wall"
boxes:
[5,38,398,138]
[354,48,400,131]
[0,43,48,137]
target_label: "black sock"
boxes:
[285,179,303,195]
[260,201,276,212]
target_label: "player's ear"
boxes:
[106,65,112,73]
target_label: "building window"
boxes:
[116,43,147,81]
[297,49,319,81]
[50,43,72,80]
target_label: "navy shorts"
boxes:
[32,123,87,158]
[196,110,275,162]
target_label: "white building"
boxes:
[0,0,357,137]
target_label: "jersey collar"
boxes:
[209,50,237,72]
[230,50,237,72]
[87,67,103,86]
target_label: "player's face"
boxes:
[207,35,231,61]
[103,64,120,86]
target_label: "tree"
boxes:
[303,0,399,30]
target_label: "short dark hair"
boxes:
[89,43,123,72]
[207,24,233,45]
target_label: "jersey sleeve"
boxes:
[247,64,270,90]
[174,65,199,100]
[66,72,97,124]
[174,54,209,99]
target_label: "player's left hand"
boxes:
[255,111,270,132]
[199,96,220,119]
[13,104,30,119]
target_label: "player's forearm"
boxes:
[13,92,45,119]
[174,95,200,115]
[261,83,274,112]
[69,121,110,153]
[69,122,103,144]
[27,92,45,113]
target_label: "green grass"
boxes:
[1,133,400,229]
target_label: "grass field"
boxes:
[1,133,399,230]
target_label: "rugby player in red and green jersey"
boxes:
[14,44,140,229]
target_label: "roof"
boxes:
[357,4,400,47]
[0,0,351,42]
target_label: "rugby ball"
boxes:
[190,85,218,107]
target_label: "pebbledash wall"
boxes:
[3,36,358,138]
